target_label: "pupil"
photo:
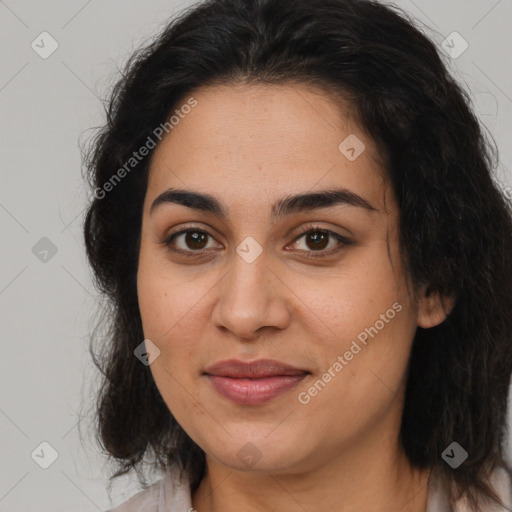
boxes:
[308,231,328,250]
[187,231,206,249]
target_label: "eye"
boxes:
[162,226,218,256]
[161,224,352,259]
[288,225,353,258]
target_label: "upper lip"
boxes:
[204,359,309,378]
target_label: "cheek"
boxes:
[296,306,416,444]
[138,269,204,418]
[302,262,406,347]
[137,258,212,385]
[137,250,197,340]
[296,257,415,412]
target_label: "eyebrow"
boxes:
[149,187,378,220]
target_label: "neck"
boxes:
[191,440,432,512]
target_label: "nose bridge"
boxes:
[213,244,289,338]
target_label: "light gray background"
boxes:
[1,0,511,510]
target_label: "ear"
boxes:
[417,284,456,329]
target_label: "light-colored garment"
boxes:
[106,462,512,512]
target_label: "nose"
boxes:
[211,249,291,341]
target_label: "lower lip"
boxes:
[206,374,308,405]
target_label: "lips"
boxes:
[204,358,309,378]
[203,359,310,405]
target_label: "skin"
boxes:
[137,82,453,512]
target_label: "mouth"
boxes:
[203,358,310,405]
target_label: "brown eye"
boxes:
[183,230,209,250]
[163,228,217,256]
[290,226,352,258]
[162,225,352,260]
[303,230,329,250]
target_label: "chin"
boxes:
[202,434,312,474]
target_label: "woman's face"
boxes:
[137,83,434,475]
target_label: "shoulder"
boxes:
[460,465,512,512]
[106,479,161,512]
[105,464,193,512]
[427,464,512,512]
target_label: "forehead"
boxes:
[146,82,391,214]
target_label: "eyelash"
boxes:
[161,224,353,259]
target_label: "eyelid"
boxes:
[287,224,353,258]
[161,223,353,258]
[162,223,223,248]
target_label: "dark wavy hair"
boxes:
[81,0,512,509]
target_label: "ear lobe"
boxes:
[417,285,456,329]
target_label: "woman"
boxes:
[82,0,512,510]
